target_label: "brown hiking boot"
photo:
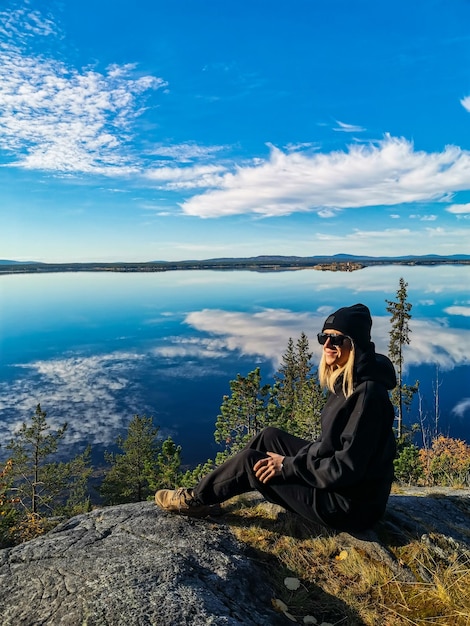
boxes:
[154,488,221,518]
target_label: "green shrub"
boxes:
[394,444,424,485]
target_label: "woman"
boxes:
[155,303,397,531]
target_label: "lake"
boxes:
[0,265,469,466]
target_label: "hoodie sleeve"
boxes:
[281,381,391,489]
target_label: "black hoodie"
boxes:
[281,347,397,531]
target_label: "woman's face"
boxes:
[322,329,352,368]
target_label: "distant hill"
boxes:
[0,259,39,265]
[1,254,469,275]
[200,253,470,263]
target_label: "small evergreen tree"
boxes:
[7,404,67,515]
[394,444,424,485]
[48,445,93,516]
[288,379,325,440]
[274,332,325,439]
[274,337,297,411]
[214,367,272,456]
[386,278,419,440]
[179,459,216,489]
[154,436,182,489]
[100,414,160,504]
[0,460,18,547]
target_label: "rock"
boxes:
[386,487,470,548]
[334,488,470,583]
[0,502,284,626]
[1,488,470,625]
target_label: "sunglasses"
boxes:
[317,332,350,347]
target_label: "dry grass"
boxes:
[221,495,470,626]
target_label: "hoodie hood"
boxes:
[355,344,397,390]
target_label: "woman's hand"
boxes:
[253,452,285,484]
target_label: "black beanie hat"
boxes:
[322,303,372,350]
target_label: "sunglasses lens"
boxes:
[317,333,347,346]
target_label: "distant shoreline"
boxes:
[1,255,469,275]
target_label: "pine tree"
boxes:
[48,446,93,516]
[0,460,17,547]
[7,404,67,515]
[275,337,297,410]
[100,415,160,504]
[154,436,182,489]
[274,332,325,438]
[214,367,272,456]
[179,458,216,488]
[386,278,419,440]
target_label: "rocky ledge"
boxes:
[0,488,469,625]
[0,502,284,626]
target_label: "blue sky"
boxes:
[1,0,470,262]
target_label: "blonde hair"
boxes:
[319,342,356,398]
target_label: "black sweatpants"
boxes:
[192,426,328,526]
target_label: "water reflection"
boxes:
[0,266,468,464]
[184,307,470,370]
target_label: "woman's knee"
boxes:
[237,447,264,469]
[258,426,285,448]
[246,426,288,454]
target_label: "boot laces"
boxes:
[172,488,197,507]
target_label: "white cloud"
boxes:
[446,203,470,215]
[410,213,438,221]
[313,225,470,255]
[181,137,470,218]
[185,308,317,366]
[0,6,57,40]
[318,208,340,218]
[461,96,470,113]
[151,336,228,360]
[0,352,146,447]
[379,317,470,370]
[145,164,227,190]
[182,308,470,374]
[444,306,470,317]
[0,10,166,174]
[452,398,470,418]
[285,142,319,152]
[333,120,366,133]
[149,143,227,163]
[0,336,238,458]
[317,227,412,241]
